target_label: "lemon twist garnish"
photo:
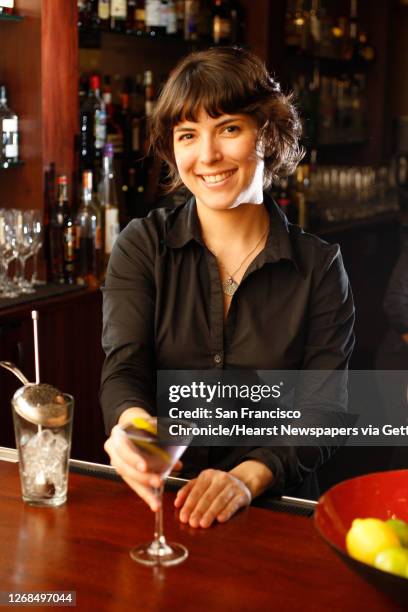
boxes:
[131,417,157,436]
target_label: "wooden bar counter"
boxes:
[0,457,403,612]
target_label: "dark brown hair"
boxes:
[150,46,304,191]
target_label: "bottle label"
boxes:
[95,225,102,250]
[95,108,107,149]
[98,0,110,19]
[64,226,75,261]
[213,16,231,43]
[105,207,120,254]
[166,4,177,34]
[135,9,145,22]
[145,0,162,27]
[111,0,127,18]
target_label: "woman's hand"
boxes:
[174,469,252,528]
[104,424,163,511]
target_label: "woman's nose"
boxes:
[199,136,222,164]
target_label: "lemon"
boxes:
[346,518,401,565]
[131,417,157,436]
[375,547,408,578]
[386,518,408,547]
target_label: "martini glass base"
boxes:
[130,540,188,566]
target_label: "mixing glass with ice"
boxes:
[0,310,74,507]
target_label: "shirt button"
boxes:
[214,353,222,365]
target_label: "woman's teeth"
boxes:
[201,170,235,184]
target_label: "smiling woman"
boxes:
[101,46,355,530]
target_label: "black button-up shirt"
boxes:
[100,194,355,496]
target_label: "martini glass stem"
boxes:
[153,481,166,549]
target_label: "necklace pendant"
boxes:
[222,277,238,297]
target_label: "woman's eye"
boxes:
[179,133,194,141]
[224,125,239,134]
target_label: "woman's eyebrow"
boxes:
[174,116,242,133]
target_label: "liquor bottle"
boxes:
[197,0,212,40]
[126,0,137,32]
[43,162,56,281]
[75,171,102,287]
[98,0,110,29]
[275,178,295,223]
[110,0,127,32]
[229,0,245,44]
[63,208,76,285]
[308,0,321,54]
[355,31,376,63]
[0,0,14,15]
[98,143,120,271]
[176,0,184,36]
[79,74,107,175]
[212,0,232,45]
[166,0,178,35]
[145,0,165,35]
[134,0,146,34]
[184,0,199,40]
[0,85,19,165]
[50,175,70,284]
[78,0,99,29]
[144,70,155,120]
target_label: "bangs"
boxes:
[166,62,261,127]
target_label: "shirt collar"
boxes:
[165,192,302,275]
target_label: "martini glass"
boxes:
[122,417,194,567]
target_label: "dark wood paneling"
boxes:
[41,0,78,174]
[0,0,42,211]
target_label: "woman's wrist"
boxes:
[229,459,274,500]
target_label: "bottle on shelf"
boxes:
[77,0,99,29]
[50,175,70,284]
[98,0,110,30]
[145,0,166,35]
[79,74,107,176]
[63,205,76,285]
[184,0,199,40]
[274,177,295,223]
[75,170,102,287]
[98,143,120,273]
[212,0,232,45]
[0,85,19,166]
[110,0,127,32]
[165,0,178,35]
[0,0,14,15]
[132,0,146,34]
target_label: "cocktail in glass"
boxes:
[121,417,194,566]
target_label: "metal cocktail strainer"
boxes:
[0,311,70,428]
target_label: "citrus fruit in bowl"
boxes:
[314,470,408,604]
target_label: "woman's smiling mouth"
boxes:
[199,169,237,185]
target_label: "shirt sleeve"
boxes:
[100,219,157,434]
[233,244,355,495]
[382,246,408,335]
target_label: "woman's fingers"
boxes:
[174,479,195,508]
[174,470,251,528]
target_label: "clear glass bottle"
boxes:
[75,171,101,287]
[98,143,120,273]
[50,174,70,284]
[0,85,19,165]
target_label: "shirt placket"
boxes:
[204,248,225,368]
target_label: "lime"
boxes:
[386,518,408,547]
[346,518,401,565]
[375,547,408,578]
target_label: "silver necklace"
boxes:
[216,227,269,297]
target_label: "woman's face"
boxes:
[173,108,264,211]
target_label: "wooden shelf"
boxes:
[0,13,23,22]
[0,160,24,170]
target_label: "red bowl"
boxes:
[315,470,408,605]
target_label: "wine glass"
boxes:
[14,210,35,294]
[0,209,20,298]
[30,209,46,286]
[121,417,194,566]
